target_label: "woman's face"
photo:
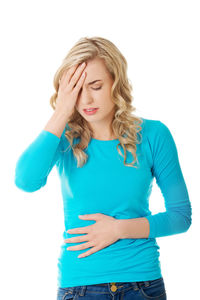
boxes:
[75,57,116,129]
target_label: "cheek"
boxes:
[96,89,109,101]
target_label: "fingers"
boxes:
[64,64,79,85]
[73,69,86,93]
[59,62,87,92]
[67,241,93,251]
[69,62,87,90]
[59,64,77,86]
[64,234,88,244]
[78,245,102,258]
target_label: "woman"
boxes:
[15,36,192,300]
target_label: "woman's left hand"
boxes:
[64,213,120,258]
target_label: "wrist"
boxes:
[115,217,150,239]
[115,219,124,239]
[54,109,71,120]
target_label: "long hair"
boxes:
[50,36,143,168]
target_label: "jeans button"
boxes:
[110,283,117,292]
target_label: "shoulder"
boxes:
[139,117,176,155]
[140,117,177,163]
[140,117,172,138]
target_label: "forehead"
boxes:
[83,58,109,85]
[85,79,103,86]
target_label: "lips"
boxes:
[83,108,99,115]
[83,108,98,111]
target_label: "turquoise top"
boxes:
[14,117,192,288]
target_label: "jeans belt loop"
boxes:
[79,285,87,296]
[144,281,150,287]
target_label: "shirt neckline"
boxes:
[90,138,119,146]
[91,137,118,142]
[90,117,145,142]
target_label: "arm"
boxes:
[116,121,192,239]
[14,110,70,193]
[116,217,150,239]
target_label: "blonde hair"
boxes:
[50,36,143,168]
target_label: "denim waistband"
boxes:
[60,279,158,296]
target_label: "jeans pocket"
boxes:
[57,287,75,300]
[139,277,167,299]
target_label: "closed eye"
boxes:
[79,86,102,93]
[92,87,102,90]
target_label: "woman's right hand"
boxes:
[55,61,87,117]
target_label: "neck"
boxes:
[92,132,116,140]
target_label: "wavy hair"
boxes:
[50,36,143,168]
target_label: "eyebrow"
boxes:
[86,80,102,86]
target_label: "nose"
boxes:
[79,88,94,105]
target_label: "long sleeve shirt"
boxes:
[14,117,192,288]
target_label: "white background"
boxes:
[1,0,199,299]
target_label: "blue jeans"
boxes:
[57,277,167,299]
